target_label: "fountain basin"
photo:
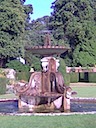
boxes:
[71,98,96,112]
[0,99,18,113]
[0,98,96,114]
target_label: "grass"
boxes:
[71,86,96,98]
[0,114,96,128]
[0,93,17,99]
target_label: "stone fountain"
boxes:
[14,31,72,113]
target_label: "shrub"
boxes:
[70,73,79,83]
[59,58,70,85]
[16,71,30,82]
[89,73,96,83]
[0,77,6,94]
[63,73,70,85]
[25,54,41,71]
[6,60,30,72]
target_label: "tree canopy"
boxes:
[0,0,25,66]
[50,0,96,66]
[0,0,96,68]
[0,0,33,67]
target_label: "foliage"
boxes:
[0,77,6,94]
[16,71,30,81]
[59,58,70,85]
[70,72,96,83]
[89,73,96,83]
[0,68,6,77]
[23,16,58,68]
[6,60,30,72]
[70,72,79,83]
[23,3,33,27]
[23,15,57,47]
[25,52,41,71]
[0,0,26,67]
[50,0,96,67]
[23,18,47,69]
[0,0,33,67]
[1,0,96,69]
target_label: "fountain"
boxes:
[14,31,72,113]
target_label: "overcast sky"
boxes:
[25,0,54,20]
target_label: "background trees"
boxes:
[0,0,32,67]
[0,0,96,68]
[0,0,24,67]
[24,16,56,69]
[50,0,96,67]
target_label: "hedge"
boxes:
[63,73,70,85]
[0,77,7,94]
[16,71,30,82]
[70,73,79,83]
[70,72,96,83]
[89,73,96,83]
[16,72,96,83]
[59,58,70,85]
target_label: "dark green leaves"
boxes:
[50,0,96,66]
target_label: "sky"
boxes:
[25,0,54,20]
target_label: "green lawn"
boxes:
[0,114,96,128]
[0,93,17,99]
[71,86,96,98]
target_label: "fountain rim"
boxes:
[25,46,70,56]
[0,97,96,115]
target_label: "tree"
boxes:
[0,0,27,67]
[50,0,96,67]
[24,17,48,70]
[24,16,57,70]
[23,4,33,28]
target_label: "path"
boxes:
[70,82,96,86]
